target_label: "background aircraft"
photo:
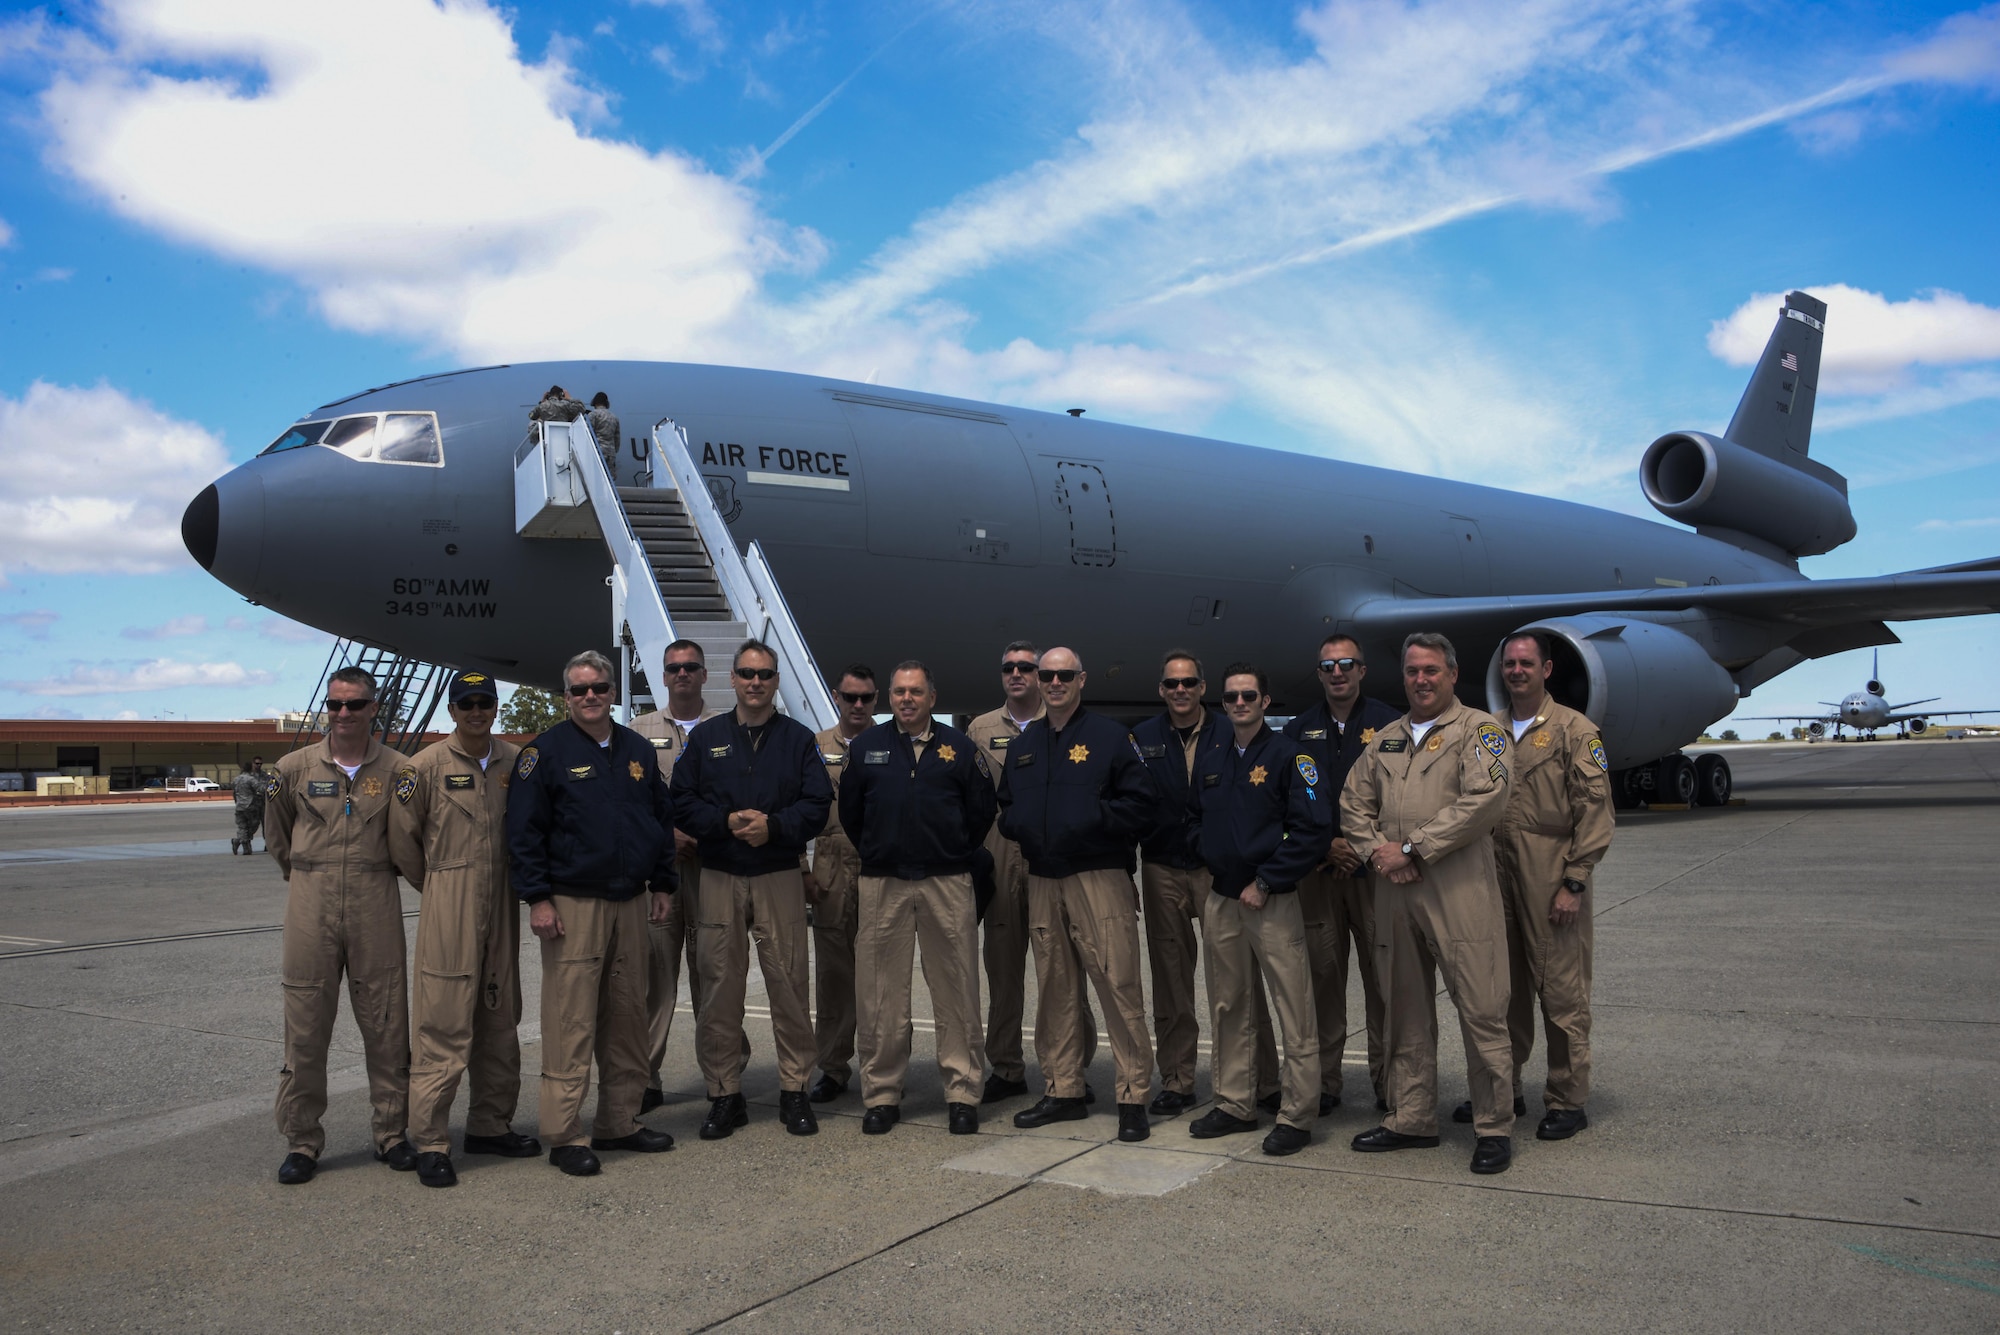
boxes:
[182,291,2000,809]
[1740,650,2000,740]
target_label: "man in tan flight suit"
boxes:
[1469,631,1613,1142]
[839,662,997,1134]
[806,664,876,1103]
[266,665,413,1185]
[966,640,1095,1102]
[1342,632,1518,1175]
[388,670,541,1188]
[632,638,725,1112]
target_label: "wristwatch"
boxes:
[1560,877,1586,896]
[1253,876,1271,896]
[1401,840,1416,858]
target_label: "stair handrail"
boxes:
[650,418,838,733]
[564,422,681,710]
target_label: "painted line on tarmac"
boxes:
[0,911,422,960]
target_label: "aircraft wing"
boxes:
[1886,697,1942,711]
[1344,566,2000,645]
[1736,713,1835,723]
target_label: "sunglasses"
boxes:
[661,661,705,675]
[1000,661,1038,675]
[734,667,778,681]
[1318,658,1363,674]
[1160,676,1201,691]
[322,697,374,713]
[1221,690,1262,704]
[839,690,877,705]
[455,695,498,710]
[567,681,613,697]
[1037,669,1079,683]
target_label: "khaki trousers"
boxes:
[856,874,986,1107]
[1374,873,1516,1138]
[644,851,702,1092]
[1142,863,1279,1098]
[1027,870,1153,1104]
[276,869,409,1157]
[537,894,650,1147]
[1201,891,1321,1129]
[695,868,816,1096]
[1298,866,1389,1101]
[408,873,523,1153]
[1497,841,1594,1110]
[813,841,862,1085]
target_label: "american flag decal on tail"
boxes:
[1781,352,1799,371]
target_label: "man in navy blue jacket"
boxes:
[1282,634,1405,1113]
[669,640,832,1141]
[837,661,997,1136]
[1131,650,1281,1117]
[508,650,677,1176]
[1186,663,1333,1156]
[998,646,1160,1143]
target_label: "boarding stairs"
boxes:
[288,639,450,755]
[514,418,837,731]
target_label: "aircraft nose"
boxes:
[182,485,219,570]
[183,466,266,597]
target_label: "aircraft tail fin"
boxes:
[1724,289,1825,464]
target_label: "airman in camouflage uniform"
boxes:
[231,756,268,855]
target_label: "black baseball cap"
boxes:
[448,671,499,705]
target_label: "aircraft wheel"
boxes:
[1693,753,1732,807]
[1610,769,1639,811]
[1659,753,1698,805]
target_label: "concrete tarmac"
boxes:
[1,738,1995,1332]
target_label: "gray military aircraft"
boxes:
[182,289,2000,808]
[1739,649,2000,740]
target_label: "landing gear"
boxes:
[1693,753,1732,807]
[1611,751,1730,809]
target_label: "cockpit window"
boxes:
[375,413,442,464]
[259,411,444,466]
[262,421,330,455]
[323,415,379,457]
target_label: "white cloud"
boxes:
[121,614,209,640]
[5,658,277,696]
[39,0,798,363]
[1916,516,2000,532]
[0,216,14,247]
[257,616,334,645]
[0,380,231,580]
[1709,286,2000,395]
[0,609,60,640]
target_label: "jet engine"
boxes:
[1640,431,1856,557]
[1909,717,1928,734]
[1485,615,1738,767]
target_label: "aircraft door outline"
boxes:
[1053,460,1117,567]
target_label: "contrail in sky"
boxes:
[733,10,935,182]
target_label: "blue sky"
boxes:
[1,0,1997,726]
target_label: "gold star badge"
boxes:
[359,776,383,797]
[1425,734,1442,751]
[1533,732,1550,749]
[1068,744,1090,763]
[629,760,645,780]
[937,744,957,763]
[1359,727,1375,744]
[1248,765,1268,786]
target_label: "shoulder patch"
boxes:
[1476,722,1507,758]
[516,746,539,780]
[1378,737,1408,753]
[1488,757,1508,783]
[265,773,282,798]
[394,767,418,804]
[974,749,991,779]
[1296,754,1320,786]
[1587,736,1610,772]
